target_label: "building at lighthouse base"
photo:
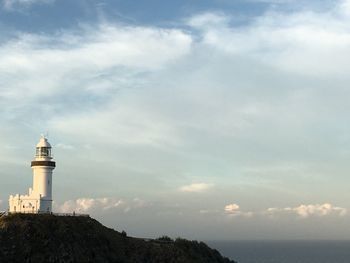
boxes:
[9,191,52,214]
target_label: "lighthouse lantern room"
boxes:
[9,136,56,213]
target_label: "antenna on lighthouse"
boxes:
[40,132,49,139]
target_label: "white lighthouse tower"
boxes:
[9,136,56,213]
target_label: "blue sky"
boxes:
[1,0,350,240]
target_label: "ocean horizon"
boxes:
[208,240,350,263]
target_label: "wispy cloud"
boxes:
[0,24,191,103]
[2,0,54,10]
[266,203,347,218]
[57,197,125,213]
[187,4,350,77]
[223,202,347,219]
[179,183,213,193]
[57,197,152,214]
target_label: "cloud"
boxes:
[57,197,152,214]
[179,183,213,193]
[0,22,192,153]
[266,203,347,218]
[3,2,350,157]
[35,1,350,168]
[58,198,124,213]
[224,203,240,213]
[224,203,253,217]
[0,23,192,105]
[224,203,347,219]
[2,0,53,10]
[188,4,350,77]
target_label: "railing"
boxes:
[52,212,90,217]
[0,211,7,217]
[4,211,89,217]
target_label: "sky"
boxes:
[1,0,350,241]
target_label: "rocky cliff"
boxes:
[0,213,236,263]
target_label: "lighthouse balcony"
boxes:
[31,161,56,167]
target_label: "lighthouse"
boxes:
[9,136,56,213]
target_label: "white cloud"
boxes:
[179,183,213,193]
[338,0,350,16]
[224,203,240,213]
[188,4,350,77]
[3,1,350,157]
[224,203,254,217]
[0,23,192,104]
[58,197,124,213]
[57,197,152,214]
[266,203,347,218]
[223,203,347,219]
[2,0,53,10]
[293,203,347,218]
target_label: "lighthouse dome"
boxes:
[36,137,52,148]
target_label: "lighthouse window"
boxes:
[37,147,51,157]
[41,147,48,156]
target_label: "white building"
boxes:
[9,136,56,213]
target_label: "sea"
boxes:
[208,240,350,263]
